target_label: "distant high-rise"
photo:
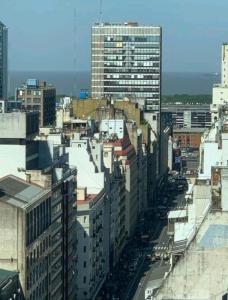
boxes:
[91,22,162,113]
[221,43,228,86]
[0,21,8,100]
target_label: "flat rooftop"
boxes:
[173,127,205,134]
[0,268,17,285]
[168,209,187,219]
[0,175,49,209]
[93,22,161,29]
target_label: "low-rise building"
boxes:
[173,127,205,150]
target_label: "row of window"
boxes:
[18,89,42,96]
[102,79,160,85]
[26,237,50,271]
[103,35,160,43]
[26,256,49,290]
[26,198,52,246]
[103,74,159,80]
[101,61,159,68]
[103,87,160,92]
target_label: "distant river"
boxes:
[8,71,219,97]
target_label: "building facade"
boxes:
[173,128,205,150]
[0,21,7,100]
[162,104,211,129]
[16,79,56,126]
[0,113,77,299]
[91,22,162,114]
[66,135,110,300]
[0,175,53,300]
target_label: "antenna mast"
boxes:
[99,0,103,23]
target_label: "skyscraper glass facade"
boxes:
[0,22,7,100]
[92,23,162,112]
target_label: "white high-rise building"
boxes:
[91,22,162,134]
[221,43,228,86]
[212,44,228,118]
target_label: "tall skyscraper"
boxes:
[0,21,8,100]
[91,22,162,113]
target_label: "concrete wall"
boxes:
[213,86,228,105]
[203,142,220,178]
[0,202,26,292]
[0,145,26,180]
[100,119,125,139]
[221,169,228,211]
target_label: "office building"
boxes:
[16,79,56,126]
[0,21,7,100]
[162,104,211,129]
[0,112,77,299]
[91,22,162,114]
[0,175,53,299]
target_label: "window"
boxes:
[153,115,156,121]
[222,294,228,300]
[83,276,86,283]
[83,246,86,253]
[104,152,108,157]
[83,261,86,268]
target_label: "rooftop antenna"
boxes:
[73,7,77,98]
[99,0,103,23]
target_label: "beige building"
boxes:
[0,175,52,300]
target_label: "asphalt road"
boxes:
[130,187,187,300]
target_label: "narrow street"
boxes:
[98,174,188,300]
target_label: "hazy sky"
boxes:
[1,0,228,72]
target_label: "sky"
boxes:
[1,0,228,72]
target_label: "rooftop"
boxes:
[77,193,98,206]
[173,127,205,134]
[155,211,228,300]
[168,209,187,219]
[93,22,161,29]
[0,175,50,209]
[0,269,17,285]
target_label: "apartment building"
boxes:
[100,119,139,237]
[66,135,110,300]
[16,79,56,126]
